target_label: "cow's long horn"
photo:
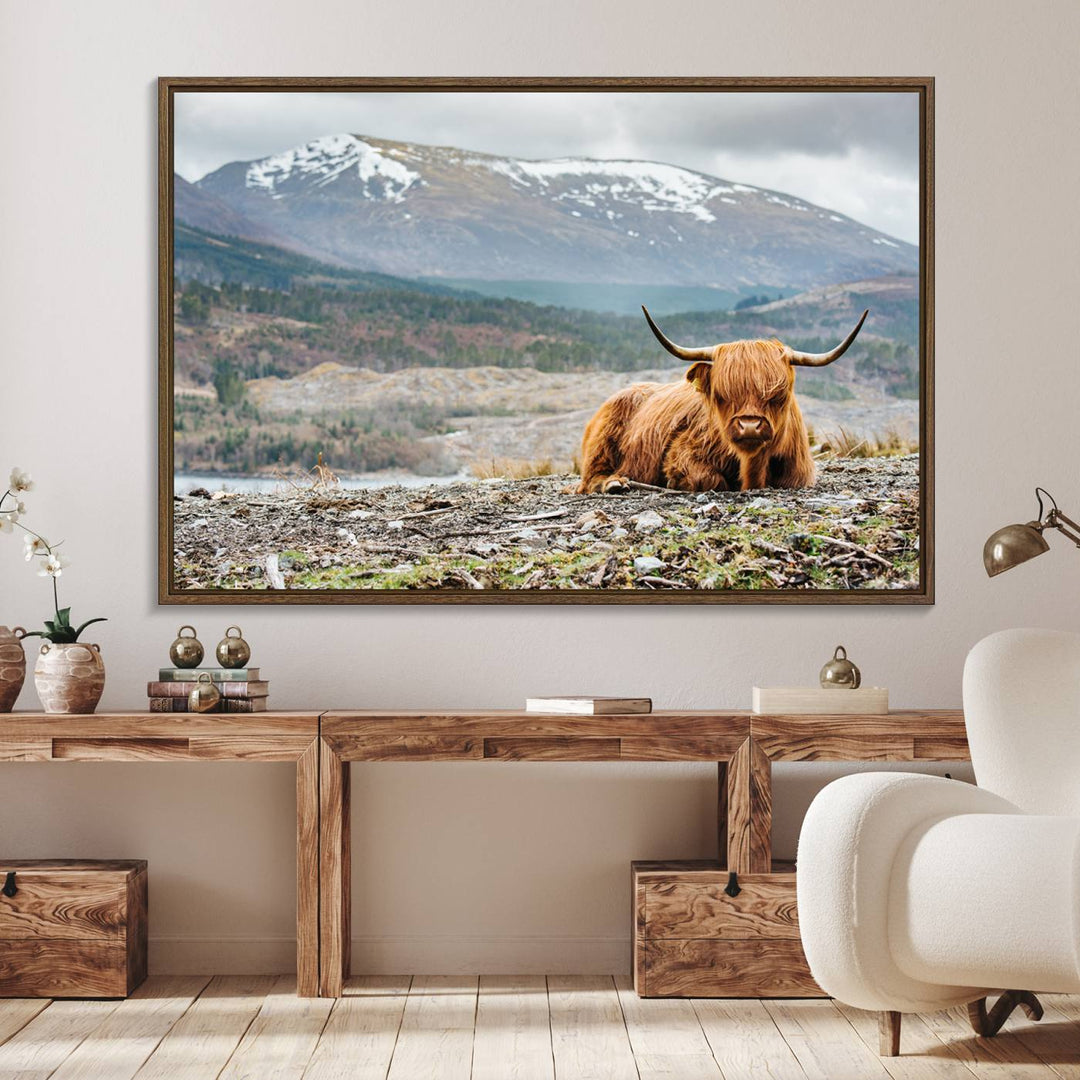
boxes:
[786,310,869,367]
[641,306,714,363]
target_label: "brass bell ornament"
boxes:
[169,625,204,669]
[216,626,251,669]
[188,672,221,713]
[820,645,862,689]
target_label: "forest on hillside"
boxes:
[172,225,919,477]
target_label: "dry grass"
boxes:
[811,426,917,459]
[271,452,341,491]
[470,457,560,480]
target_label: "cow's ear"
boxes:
[685,362,711,392]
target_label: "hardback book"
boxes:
[148,697,188,712]
[751,686,889,715]
[147,696,268,713]
[147,680,269,699]
[222,698,268,713]
[158,668,261,682]
[525,696,652,715]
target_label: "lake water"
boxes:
[173,471,469,494]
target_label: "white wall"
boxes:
[2,0,1079,974]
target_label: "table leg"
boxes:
[342,763,351,980]
[726,738,772,874]
[319,738,351,997]
[717,761,728,869]
[296,738,320,997]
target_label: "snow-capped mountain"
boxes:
[190,134,917,289]
[244,133,422,203]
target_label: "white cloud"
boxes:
[702,147,920,244]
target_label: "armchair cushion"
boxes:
[797,772,1018,1012]
[964,629,1080,816]
[890,811,1080,993]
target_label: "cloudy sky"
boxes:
[175,90,920,243]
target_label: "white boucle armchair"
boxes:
[797,628,1080,1056]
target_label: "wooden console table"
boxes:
[2,708,970,999]
[318,708,969,998]
[0,712,322,997]
[738,709,970,873]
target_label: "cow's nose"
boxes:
[735,417,767,438]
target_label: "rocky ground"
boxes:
[173,456,921,593]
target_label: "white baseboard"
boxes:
[149,935,630,975]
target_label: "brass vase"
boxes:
[216,626,251,669]
[819,645,862,689]
[169,625,204,668]
[188,672,221,713]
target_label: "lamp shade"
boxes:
[983,522,1050,577]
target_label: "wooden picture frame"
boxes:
[159,77,933,605]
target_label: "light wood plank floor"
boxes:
[1,975,1078,1080]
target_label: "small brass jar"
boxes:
[188,672,221,713]
[820,645,862,689]
[169,625,204,669]
[216,626,251,669]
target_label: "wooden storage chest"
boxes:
[0,859,148,997]
[632,859,822,998]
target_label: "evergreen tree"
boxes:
[212,358,246,408]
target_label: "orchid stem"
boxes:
[12,519,52,552]
[9,518,62,615]
[6,473,87,638]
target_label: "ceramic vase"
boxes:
[34,642,106,714]
[0,626,27,712]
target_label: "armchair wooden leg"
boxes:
[968,991,1044,1038]
[879,1010,902,1056]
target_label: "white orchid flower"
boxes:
[8,468,33,493]
[23,534,49,560]
[38,553,69,578]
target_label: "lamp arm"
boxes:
[1048,509,1080,548]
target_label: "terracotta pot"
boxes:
[34,642,106,714]
[0,626,27,713]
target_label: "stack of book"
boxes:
[148,668,269,713]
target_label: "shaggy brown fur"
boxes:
[577,338,817,493]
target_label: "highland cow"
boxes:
[576,307,868,493]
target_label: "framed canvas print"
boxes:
[159,77,933,604]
